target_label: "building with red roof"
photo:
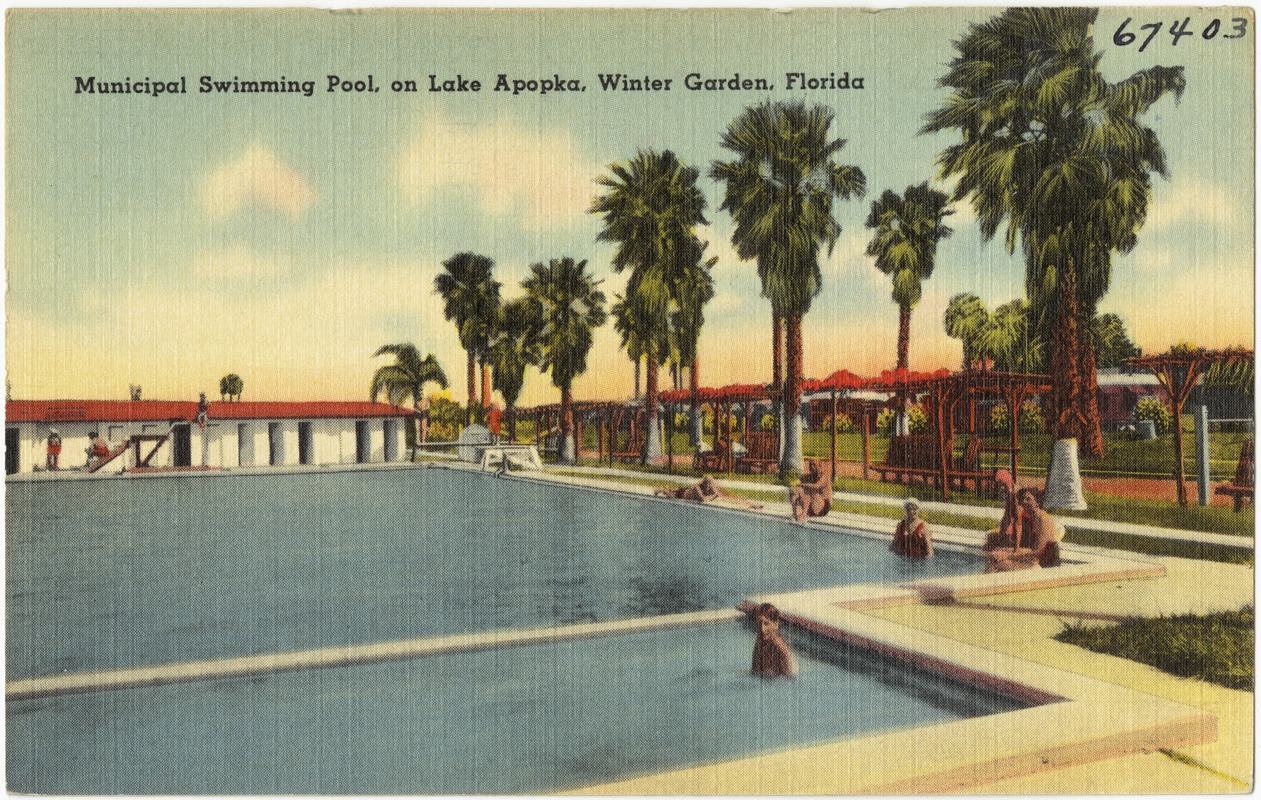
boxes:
[5,399,414,475]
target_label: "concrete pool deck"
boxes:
[518,463,1253,794]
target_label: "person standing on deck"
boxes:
[45,430,62,470]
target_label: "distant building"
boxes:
[5,399,412,475]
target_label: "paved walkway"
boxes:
[568,464,1253,549]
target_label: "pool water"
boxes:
[7,469,977,680]
[7,621,1028,794]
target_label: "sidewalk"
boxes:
[567,464,1253,550]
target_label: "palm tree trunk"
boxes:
[560,384,575,464]
[507,402,517,442]
[1078,329,1105,459]
[689,358,702,449]
[780,313,805,475]
[1044,251,1088,511]
[772,310,784,457]
[633,357,641,401]
[481,361,492,410]
[466,351,477,421]
[897,304,911,370]
[642,349,662,465]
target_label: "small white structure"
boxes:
[5,399,412,475]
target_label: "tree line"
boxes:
[373,8,1186,502]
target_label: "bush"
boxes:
[819,413,855,434]
[990,401,1046,435]
[1135,396,1174,434]
[427,396,465,442]
[759,413,778,431]
[877,405,927,435]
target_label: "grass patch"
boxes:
[831,474,1254,538]
[1065,529,1253,565]
[1055,606,1254,691]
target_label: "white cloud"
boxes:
[193,246,293,282]
[202,146,316,219]
[397,113,600,230]
[1147,178,1239,233]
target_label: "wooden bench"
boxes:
[947,436,1000,494]
[738,431,779,474]
[611,431,645,463]
[695,437,731,472]
[1214,438,1254,512]
[872,434,943,490]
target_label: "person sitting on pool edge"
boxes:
[84,431,110,469]
[890,498,933,558]
[985,488,1064,572]
[750,602,797,679]
[789,459,833,522]
[654,475,763,509]
[983,469,1025,551]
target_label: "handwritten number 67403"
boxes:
[1114,16,1248,51]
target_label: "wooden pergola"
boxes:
[1125,347,1255,506]
[526,400,629,462]
[660,384,775,473]
[864,369,1053,501]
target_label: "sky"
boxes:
[6,7,1254,407]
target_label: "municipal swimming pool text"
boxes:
[73,71,867,98]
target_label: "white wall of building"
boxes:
[8,414,409,475]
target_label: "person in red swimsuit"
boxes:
[890,498,933,558]
[45,430,62,470]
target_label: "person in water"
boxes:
[789,459,833,522]
[654,476,763,509]
[890,498,933,558]
[751,602,797,679]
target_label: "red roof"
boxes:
[6,400,412,423]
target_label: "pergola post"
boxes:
[599,411,607,464]
[725,402,734,473]
[861,407,871,481]
[830,390,838,482]
[666,402,675,472]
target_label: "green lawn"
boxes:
[1055,607,1254,691]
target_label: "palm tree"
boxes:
[924,7,1184,507]
[522,257,607,464]
[591,149,709,465]
[943,294,990,371]
[980,299,1043,374]
[1090,313,1142,368]
[370,343,449,456]
[610,294,649,400]
[865,182,954,370]
[434,252,501,419]
[712,100,866,475]
[218,373,244,402]
[673,250,717,448]
[488,297,542,442]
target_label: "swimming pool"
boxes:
[7,618,1028,794]
[6,468,977,680]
